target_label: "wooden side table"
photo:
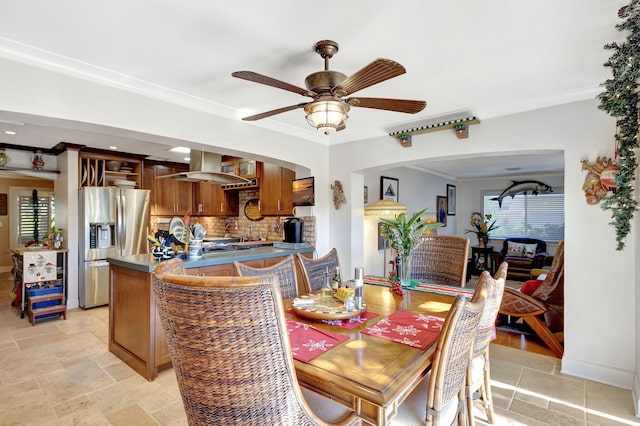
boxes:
[470,246,495,276]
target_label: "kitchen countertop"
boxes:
[107,245,315,273]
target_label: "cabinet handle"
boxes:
[220,203,224,212]
[277,200,280,211]
[198,203,203,213]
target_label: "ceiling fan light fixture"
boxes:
[304,99,349,135]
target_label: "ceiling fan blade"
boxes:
[232,71,315,97]
[241,103,309,121]
[333,59,406,96]
[345,97,426,114]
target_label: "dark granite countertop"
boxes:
[107,245,315,273]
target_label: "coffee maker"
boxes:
[282,217,304,243]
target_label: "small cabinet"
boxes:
[148,163,192,216]
[221,157,258,179]
[260,163,295,216]
[193,181,239,216]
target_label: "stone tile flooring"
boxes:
[1,273,638,425]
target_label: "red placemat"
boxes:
[287,309,378,329]
[362,310,444,350]
[286,320,349,362]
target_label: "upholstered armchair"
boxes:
[493,237,548,281]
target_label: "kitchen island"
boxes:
[108,245,314,381]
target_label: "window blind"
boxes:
[483,192,564,241]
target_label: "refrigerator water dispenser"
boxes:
[89,223,115,249]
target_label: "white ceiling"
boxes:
[0,1,623,177]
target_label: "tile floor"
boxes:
[1,273,638,425]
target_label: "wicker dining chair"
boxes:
[295,248,341,293]
[233,254,299,299]
[466,267,507,425]
[426,277,487,425]
[410,235,471,287]
[152,259,360,426]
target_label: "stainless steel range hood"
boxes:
[156,150,249,184]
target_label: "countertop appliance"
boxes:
[283,217,304,243]
[79,187,150,308]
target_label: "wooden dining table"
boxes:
[284,283,460,426]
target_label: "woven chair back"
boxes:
[427,279,487,425]
[410,235,470,287]
[233,255,299,299]
[152,260,357,425]
[296,248,340,293]
[472,270,506,357]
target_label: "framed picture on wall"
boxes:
[436,195,448,226]
[378,222,389,250]
[446,184,456,215]
[380,176,399,202]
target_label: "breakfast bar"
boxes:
[107,245,314,381]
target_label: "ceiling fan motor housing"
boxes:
[305,70,347,94]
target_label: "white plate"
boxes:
[113,179,136,187]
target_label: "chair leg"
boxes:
[523,316,564,358]
[465,369,475,426]
[482,353,495,424]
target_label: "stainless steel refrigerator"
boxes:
[79,187,150,308]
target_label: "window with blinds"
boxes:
[18,191,54,244]
[482,191,564,241]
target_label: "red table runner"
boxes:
[362,310,444,350]
[286,319,349,362]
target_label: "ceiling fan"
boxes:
[232,40,426,135]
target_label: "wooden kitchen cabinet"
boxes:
[260,163,295,216]
[151,163,192,216]
[221,157,258,179]
[193,181,239,216]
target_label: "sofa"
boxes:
[493,237,548,281]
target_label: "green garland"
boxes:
[597,1,640,250]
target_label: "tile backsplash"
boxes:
[151,189,316,246]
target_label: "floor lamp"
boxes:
[364,200,407,277]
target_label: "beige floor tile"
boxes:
[0,345,65,387]
[51,394,94,417]
[0,379,47,413]
[15,331,69,351]
[518,367,586,406]
[88,374,171,415]
[107,403,159,426]
[37,359,116,405]
[488,356,524,387]
[54,405,112,426]
[102,360,138,382]
[0,399,57,426]
[490,343,558,373]
[150,400,189,426]
[585,380,640,425]
[510,399,585,425]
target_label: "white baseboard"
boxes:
[562,357,634,390]
[633,374,640,417]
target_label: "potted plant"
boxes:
[379,207,443,287]
[465,212,499,247]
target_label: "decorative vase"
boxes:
[478,233,489,247]
[396,253,413,287]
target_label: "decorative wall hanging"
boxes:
[331,180,346,210]
[380,176,399,202]
[491,180,553,208]
[581,156,614,205]
[597,1,640,250]
[446,184,456,215]
[436,196,448,226]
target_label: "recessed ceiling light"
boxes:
[170,146,191,154]
[184,157,190,162]
[4,130,16,135]
[109,146,118,150]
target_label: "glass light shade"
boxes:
[364,199,407,218]
[305,100,349,135]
